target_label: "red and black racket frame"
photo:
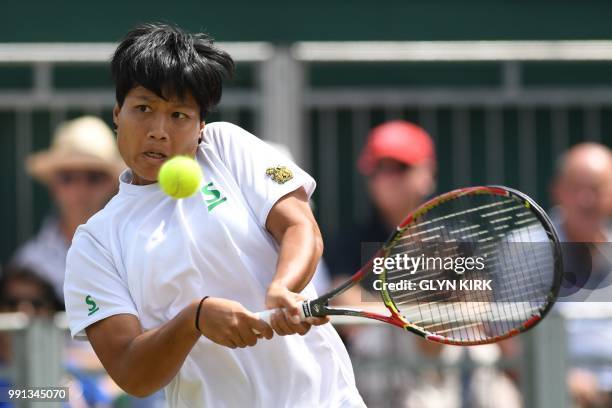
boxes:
[301,185,564,346]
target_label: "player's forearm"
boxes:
[272,221,323,292]
[112,302,201,397]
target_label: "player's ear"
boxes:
[112,104,121,128]
[198,122,205,144]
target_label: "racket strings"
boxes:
[382,192,556,343]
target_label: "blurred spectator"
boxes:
[0,265,61,363]
[551,142,612,305]
[403,342,522,408]
[324,120,436,406]
[0,266,62,318]
[550,142,612,407]
[551,142,612,244]
[326,120,436,303]
[0,266,62,408]
[0,265,108,407]
[11,116,124,303]
[2,117,164,407]
[325,120,521,407]
[0,265,62,366]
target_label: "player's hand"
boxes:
[197,297,273,348]
[265,282,329,336]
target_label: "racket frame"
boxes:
[302,185,563,345]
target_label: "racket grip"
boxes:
[254,309,277,326]
[252,301,307,335]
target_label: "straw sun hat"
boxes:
[26,116,125,184]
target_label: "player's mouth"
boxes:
[142,151,168,163]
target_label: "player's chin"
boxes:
[133,161,163,182]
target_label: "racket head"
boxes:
[372,186,563,345]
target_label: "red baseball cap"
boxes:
[358,120,435,175]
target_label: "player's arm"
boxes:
[265,187,329,335]
[85,298,273,397]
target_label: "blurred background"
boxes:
[0,0,611,407]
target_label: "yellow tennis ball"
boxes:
[158,156,203,199]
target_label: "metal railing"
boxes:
[1,308,611,407]
[2,40,612,245]
[0,313,64,408]
[288,41,612,236]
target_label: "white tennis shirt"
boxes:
[64,122,364,408]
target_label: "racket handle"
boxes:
[252,301,307,334]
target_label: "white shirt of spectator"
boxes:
[64,122,364,408]
[13,216,69,300]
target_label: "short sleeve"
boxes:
[206,122,316,227]
[64,229,138,340]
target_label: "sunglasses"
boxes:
[55,170,110,186]
[371,161,411,177]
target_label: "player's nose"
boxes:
[147,114,170,141]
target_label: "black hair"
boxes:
[0,265,64,312]
[111,23,234,119]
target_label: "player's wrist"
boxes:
[265,281,291,305]
[267,279,293,294]
[194,296,210,336]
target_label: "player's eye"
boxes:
[136,105,151,113]
[172,112,188,119]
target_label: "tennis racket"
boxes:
[255,186,563,345]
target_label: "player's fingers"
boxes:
[291,322,310,336]
[281,304,303,326]
[305,316,330,326]
[281,309,310,335]
[250,318,274,339]
[294,321,311,336]
[230,329,248,348]
[222,339,238,349]
[237,321,259,347]
[243,310,274,339]
[271,310,292,336]
[273,311,292,336]
[275,295,302,324]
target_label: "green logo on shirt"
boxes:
[201,182,227,212]
[86,295,99,316]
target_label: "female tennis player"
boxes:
[64,23,365,407]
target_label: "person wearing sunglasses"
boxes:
[11,116,125,305]
[0,266,61,317]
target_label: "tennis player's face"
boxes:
[113,86,204,185]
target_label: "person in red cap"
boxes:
[324,120,437,405]
[357,120,436,229]
[326,120,437,296]
[326,122,522,407]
